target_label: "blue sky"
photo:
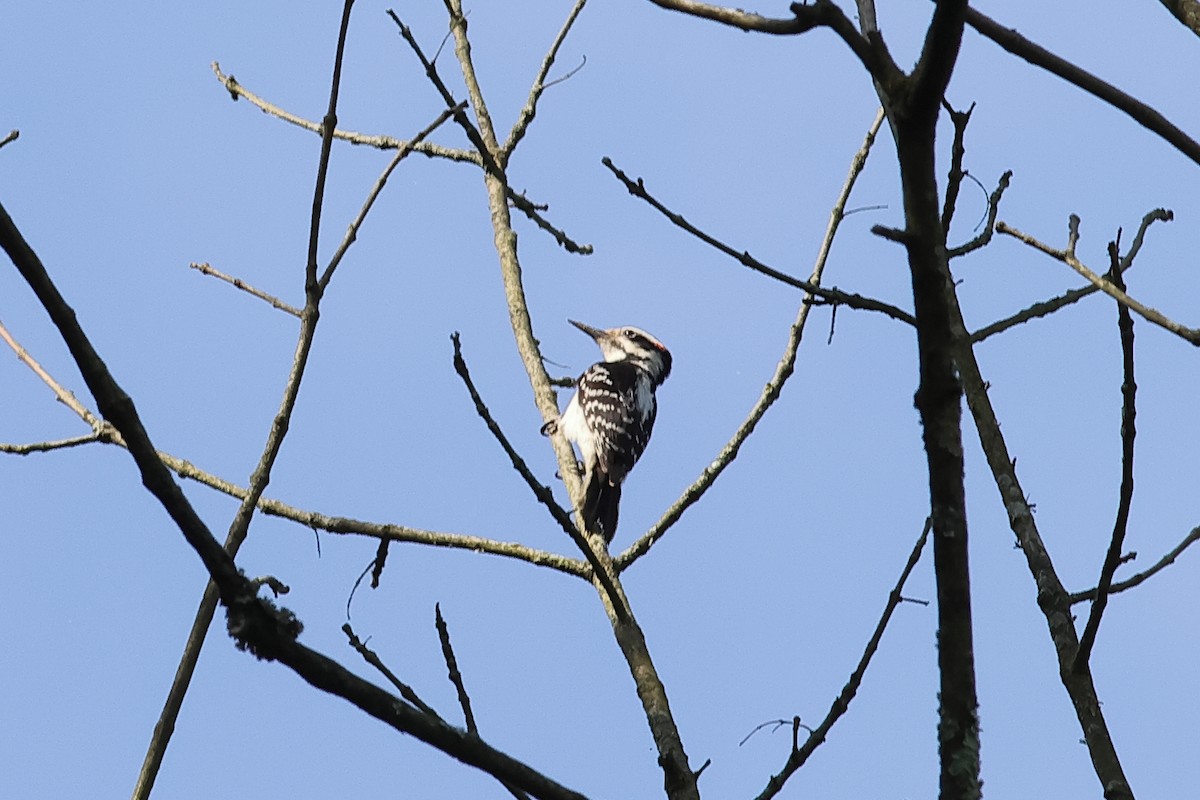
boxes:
[4,2,1200,798]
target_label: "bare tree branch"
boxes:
[508,190,594,255]
[940,100,976,237]
[997,216,1198,344]
[1,156,593,800]
[601,156,915,327]
[435,604,478,734]
[211,61,479,165]
[754,518,931,800]
[1155,0,1200,36]
[1070,526,1200,604]
[503,0,590,158]
[616,108,888,569]
[343,624,442,718]
[318,100,467,292]
[450,332,621,606]
[0,433,104,455]
[0,318,111,435]
[189,261,302,317]
[944,219,1135,797]
[971,207,1172,342]
[643,0,880,75]
[135,7,367,792]
[964,5,1200,168]
[948,171,1011,260]
[1072,244,1137,673]
[0,129,18,150]
[212,58,581,254]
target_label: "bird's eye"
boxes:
[623,328,638,339]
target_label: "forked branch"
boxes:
[616,108,888,569]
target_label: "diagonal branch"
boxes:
[601,156,915,326]
[318,100,466,292]
[643,0,880,76]
[943,230,1135,797]
[997,216,1199,344]
[211,61,479,165]
[971,207,1171,342]
[964,5,1200,168]
[435,604,478,735]
[1072,243,1137,673]
[508,191,594,255]
[948,171,1011,260]
[189,261,302,317]
[0,317,111,435]
[136,7,358,794]
[344,624,443,719]
[1155,0,1200,37]
[450,333,623,606]
[1,145,592,800]
[1070,526,1200,604]
[754,518,931,800]
[616,108,887,569]
[1,433,104,455]
[503,0,590,158]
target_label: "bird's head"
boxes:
[569,319,672,386]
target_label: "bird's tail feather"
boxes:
[582,474,621,544]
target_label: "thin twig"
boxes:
[0,129,18,149]
[0,318,108,432]
[189,262,302,317]
[508,190,593,255]
[319,100,467,291]
[0,433,104,455]
[644,0,879,74]
[997,216,1198,344]
[387,10,501,177]
[343,624,442,718]
[601,157,914,326]
[1070,526,1200,603]
[503,0,591,158]
[616,108,887,570]
[948,170,1011,259]
[754,518,931,800]
[211,62,479,165]
[435,604,478,735]
[430,606,534,800]
[940,100,975,237]
[970,207,1172,342]
[1072,244,1137,673]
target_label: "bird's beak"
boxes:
[568,319,606,341]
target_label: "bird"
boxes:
[545,319,672,543]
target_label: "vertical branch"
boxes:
[948,249,1134,795]
[405,6,698,796]
[1072,242,1137,673]
[878,5,981,797]
[132,4,357,797]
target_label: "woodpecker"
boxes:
[546,320,672,543]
